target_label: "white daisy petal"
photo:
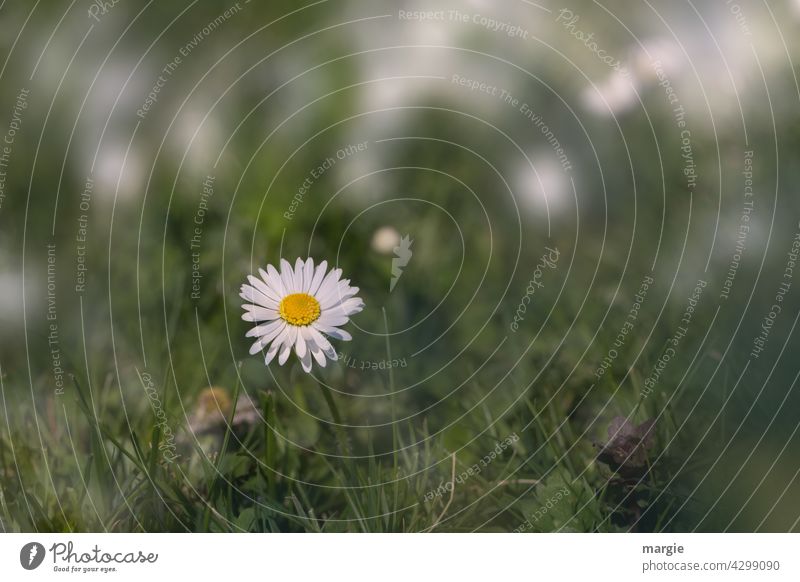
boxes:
[249,321,287,354]
[273,326,292,352]
[320,286,361,310]
[322,305,364,322]
[330,329,352,342]
[262,322,287,345]
[302,328,328,367]
[266,265,285,295]
[335,298,366,316]
[314,323,352,341]
[300,325,314,344]
[318,279,357,304]
[239,289,257,306]
[294,257,307,292]
[309,325,339,358]
[308,260,328,295]
[307,326,334,354]
[264,342,280,365]
[317,288,343,309]
[341,285,360,301]
[320,306,345,319]
[300,348,313,373]
[311,346,327,367]
[279,259,295,294]
[278,343,292,365]
[250,334,277,355]
[321,342,338,360]
[242,305,280,322]
[278,327,297,365]
[295,329,307,359]
[317,313,350,328]
[245,319,283,339]
[316,268,342,299]
[249,339,265,355]
[242,280,279,308]
[303,258,314,292]
[248,275,281,305]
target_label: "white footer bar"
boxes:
[1,533,797,580]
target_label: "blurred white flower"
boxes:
[581,71,640,116]
[173,108,222,171]
[371,226,401,255]
[357,8,457,119]
[93,142,143,203]
[514,154,572,217]
[241,258,364,373]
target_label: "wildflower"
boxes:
[240,258,364,372]
[371,226,400,255]
[188,386,259,435]
[595,416,655,474]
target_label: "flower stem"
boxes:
[383,307,401,530]
[317,379,350,456]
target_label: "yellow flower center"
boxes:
[197,386,231,417]
[279,293,321,326]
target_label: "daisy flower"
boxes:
[240,258,364,372]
